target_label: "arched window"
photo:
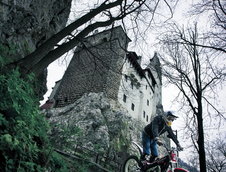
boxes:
[131,103,135,111]
[123,94,127,102]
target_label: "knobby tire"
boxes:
[123,155,141,172]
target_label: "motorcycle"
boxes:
[123,141,189,172]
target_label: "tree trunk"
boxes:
[197,103,207,172]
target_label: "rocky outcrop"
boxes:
[0,0,71,60]
[46,92,144,169]
[0,0,72,100]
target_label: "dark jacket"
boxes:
[144,115,179,146]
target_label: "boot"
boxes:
[148,155,157,163]
[140,154,149,161]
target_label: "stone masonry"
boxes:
[52,26,131,107]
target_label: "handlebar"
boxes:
[160,143,183,152]
[132,141,183,156]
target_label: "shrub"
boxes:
[0,69,67,171]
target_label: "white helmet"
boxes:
[164,111,178,126]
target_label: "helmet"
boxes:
[164,111,178,126]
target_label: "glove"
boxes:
[155,137,163,146]
[177,144,183,151]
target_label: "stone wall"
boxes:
[53,26,130,107]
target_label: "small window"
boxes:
[125,75,128,82]
[148,73,151,79]
[131,83,134,89]
[143,111,146,118]
[147,100,149,106]
[146,115,149,122]
[146,85,148,90]
[102,37,108,42]
[64,97,68,102]
[131,103,135,111]
[55,100,59,106]
[123,94,127,102]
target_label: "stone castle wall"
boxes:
[53,27,130,107]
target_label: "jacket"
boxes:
[144,115,179,146]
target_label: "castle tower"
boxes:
[52,26,131,107]
[117,51,162,124]
[146,52,162,110]
[148,52,162,84]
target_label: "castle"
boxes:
[47,26,162,124]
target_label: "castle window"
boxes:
[131,103,135,111]
[123,94,127,102]
[64,97,68,102]
[152,79,156,87]
[55,100,59,106]
[102,37,108,42]
[146,85,148,90]
[147,99,149,106]
[148,73,151,79]
[125,75,128,82]
[131,83,134,89]
[146,115,149,122]
[143,111,146,118]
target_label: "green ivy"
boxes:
[0,69,68,171]
[0,44,17,68]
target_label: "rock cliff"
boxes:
[0,0,72,100]
[46,92,144,169]
[0,0,71,60]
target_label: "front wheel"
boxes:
[123,155,142,172]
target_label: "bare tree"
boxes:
[158,24,226,172]
[206,136,226,172]
[188,0,226,53]
[5,0,178,76]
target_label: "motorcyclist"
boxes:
[141,111,183,162]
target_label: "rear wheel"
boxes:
[123,155,142,172]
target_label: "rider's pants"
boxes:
[142,131,158,157]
